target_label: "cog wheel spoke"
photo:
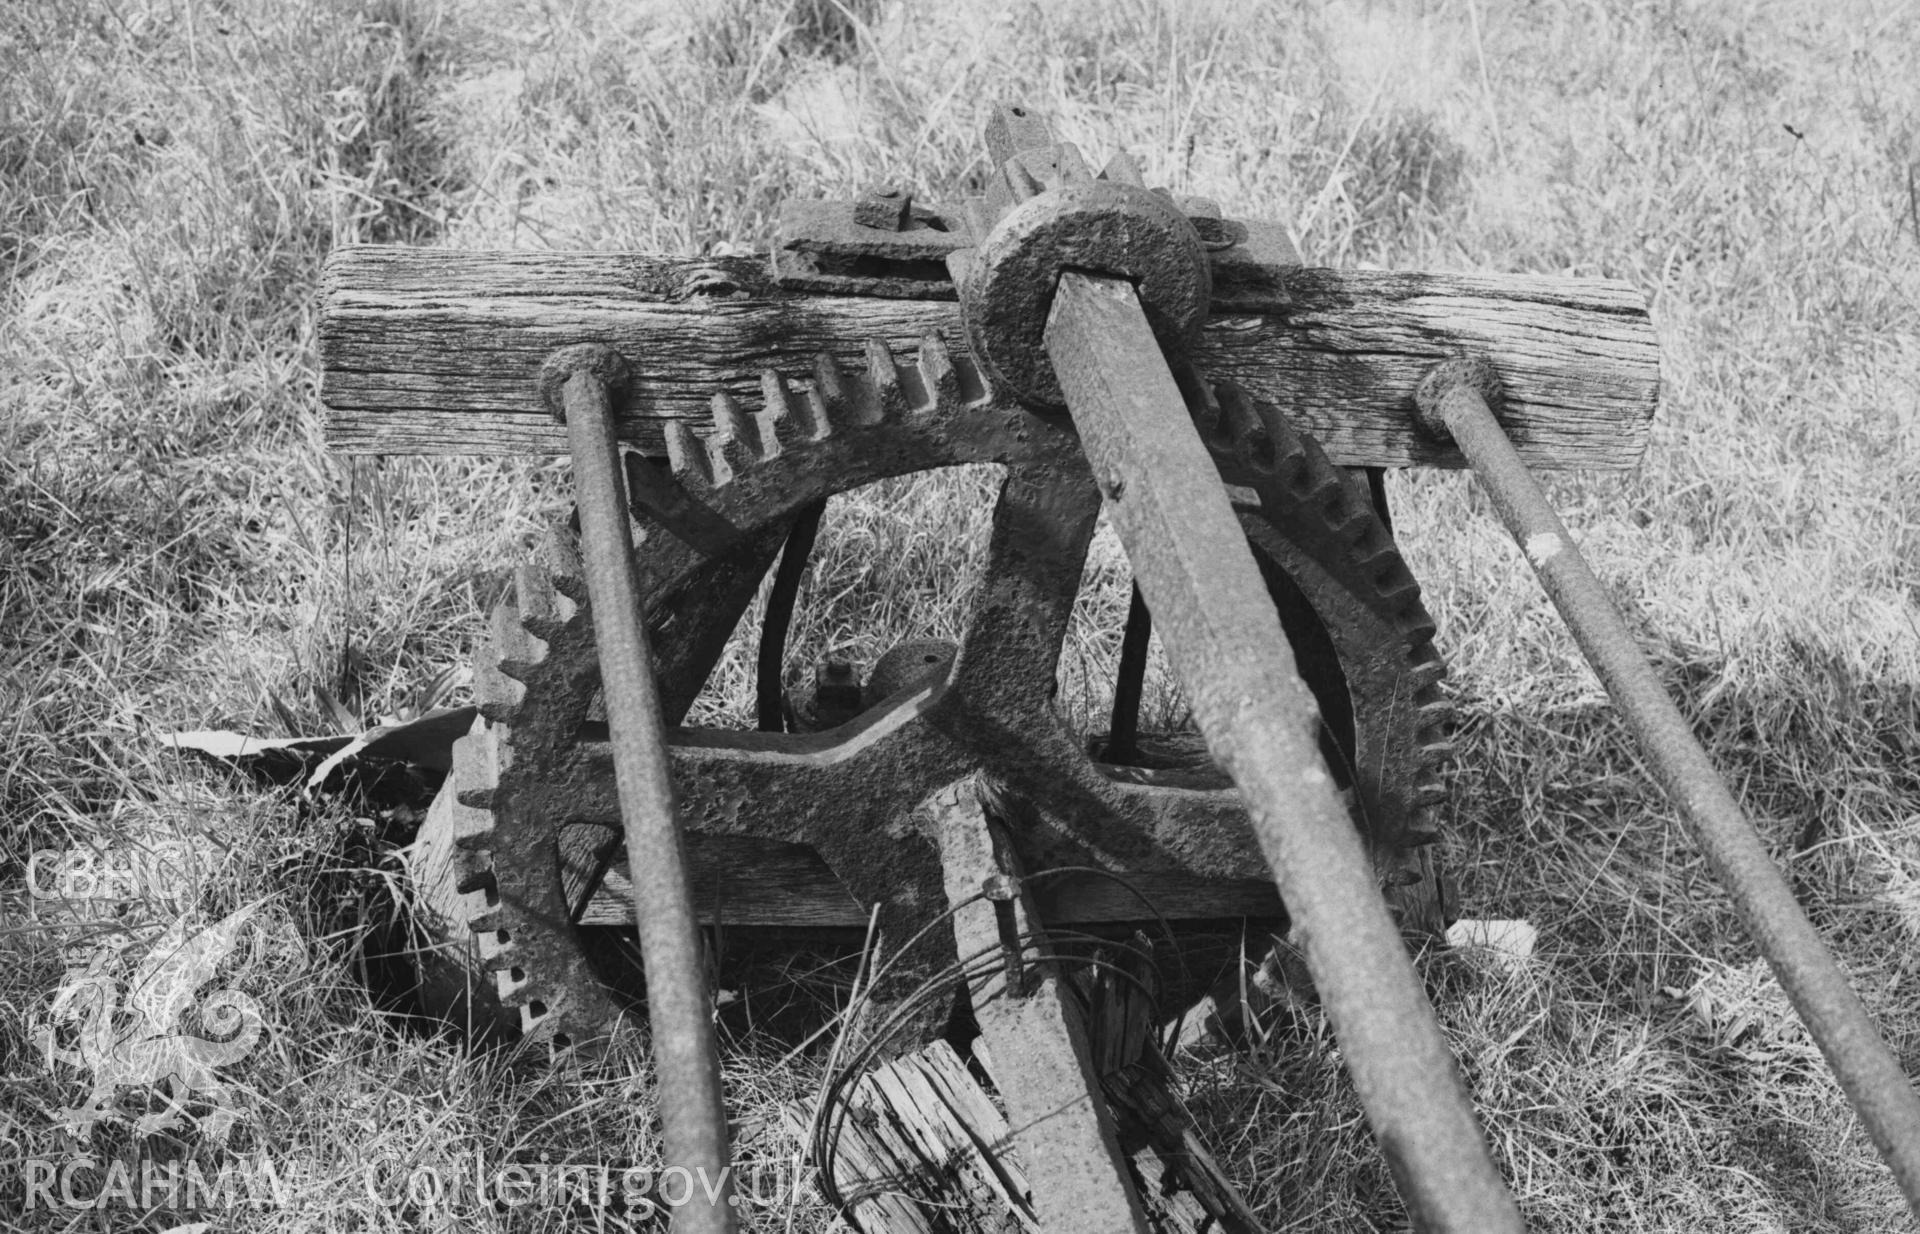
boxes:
[947,465,1102,717]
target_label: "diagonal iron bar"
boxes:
[1105,583,1153,765]
[757,499,825,731]
[1045,271,1524,1232]
[1417,356,1920,1218]
[547,345,736,1233]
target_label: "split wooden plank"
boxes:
[930,777,1151,1234]
[780,1038,1033,1233]
[319,246,1659,470]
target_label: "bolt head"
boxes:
[1413,355,1505,442]
[812,658,863,711]
[537,344,633,422]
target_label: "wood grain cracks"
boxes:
[320,247,1660,470]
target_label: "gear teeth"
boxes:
[472,924,511,966]
[1173,363,1229,448]
[953,350,991,404]
[520,597,578,644]
[453,829,499,859]
[513,560,562,622]
[507,559,581,648]
[474,563,565,697]
[757,370,805,455]
[1411,665,1450,700]
[1351,519,1390,560]
[911,332,961,410]
[453,784,498,814]
[1360,550,1415,595]
[810,352,860,429]
[496,657,544,690]
[863,338,909,422]
[1316,474,1369,539]
[665,419,714,487]
[1217,383,1277,474]
[453,863,496,896]
[1201,365,1455,928]
[1395,597,1437,639]
[475,699,515,727]
[451,725,503,816]
[792,363,836,440]
[468,656,522,725]
[482,945,525,976]
[1003,155,1046,201]
[1371,576,1425,621]
[496,973,549,1011]
[537,525,582,579]
[708,391,761,479]
[1102,151,1146,186]
[1279,453,1313,496]
[536,531,589,608]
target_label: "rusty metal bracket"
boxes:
[771,134,1297,314]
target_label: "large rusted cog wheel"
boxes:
[406,333,1454,1049]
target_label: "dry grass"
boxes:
[4,0,1919,1229]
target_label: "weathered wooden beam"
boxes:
[319,247,1659,470]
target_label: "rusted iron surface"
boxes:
[1178,365,1454,921]
[853,186,913,232]
[774,198,971,300]
[949,108,1211,409]
[549,348,735,1231]
[772,105,1289,313]
[412,325,1451,1062]
[1418,356,1920,1220]
[755,499,824,731]
[367,99,1751,1234]
[1044,271,1522,1231]
[932,776,1151,1234]
[957,174,1210,409]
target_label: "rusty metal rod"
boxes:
[1046,272,1522,1233]
[757,499,825,731]
[550,348,736,1233]
[1417,357,1920,1217]
[1107,583,1151,763]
